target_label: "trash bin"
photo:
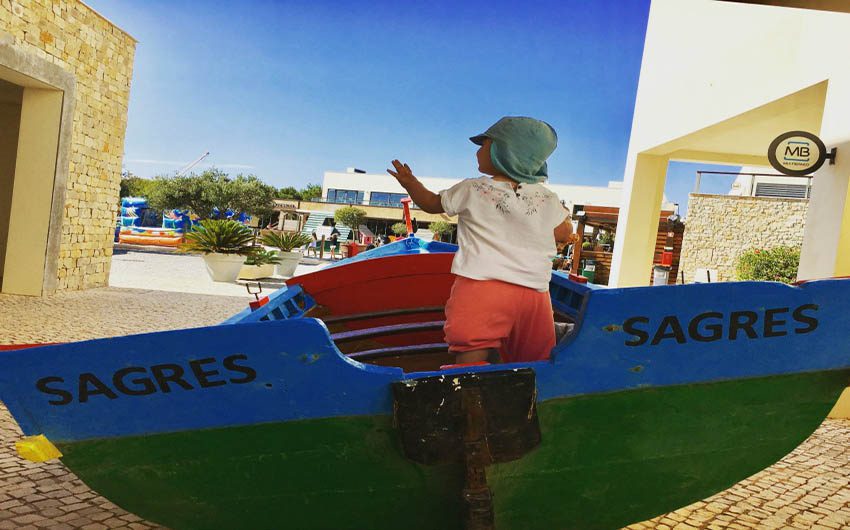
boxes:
[580,260,596,283]
[653,265,670,286]
[346,242,360,258]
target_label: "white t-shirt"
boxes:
[440,176,568,291]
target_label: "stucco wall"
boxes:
[679,194,809,282]
[0,1,135,291]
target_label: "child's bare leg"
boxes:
[455,348,500,364]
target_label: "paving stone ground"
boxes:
[0,273,848,528]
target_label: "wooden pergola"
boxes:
[568,205,684,285]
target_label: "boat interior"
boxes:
[228,254,593,372]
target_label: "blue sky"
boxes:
[87,0,736,211]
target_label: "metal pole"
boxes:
[693,171,702,194]
[176,151,210,177]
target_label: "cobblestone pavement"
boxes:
[1,287,849,529]
[627,419,850,530]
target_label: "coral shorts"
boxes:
[443,277,556,363]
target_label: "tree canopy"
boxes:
[277,183,322,201]
[119,172,157,199]
[334,206,367,238]
[147,169,277,219]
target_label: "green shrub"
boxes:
[735,246,800,284]
[428,220,454,237]
[181,219,255,255]
[391,222,409,236]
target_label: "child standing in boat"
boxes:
[388,116,573,364]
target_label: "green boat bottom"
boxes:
[58,369,850,530]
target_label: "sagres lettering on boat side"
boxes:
[35,354,257,406]
[621,304,819,346]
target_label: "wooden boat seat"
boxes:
[323,306,444,325]
[331,321,445,343]
[348,343,449,361]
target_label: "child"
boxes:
[388,116,574,364]
[305,231,318,257]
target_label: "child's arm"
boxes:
[554,217,575,245]
[387,160,445,214]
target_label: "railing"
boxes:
[307,197,421,209]
[694,170,812,197]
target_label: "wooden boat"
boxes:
[1,238,848,529]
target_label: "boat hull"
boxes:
[57,369,848,530]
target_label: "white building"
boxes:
[728,167,812,199]
[321,168,675,212]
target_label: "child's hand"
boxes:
[387,160,415,184]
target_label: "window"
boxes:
[369,192,409,207]
[327,188,364,204]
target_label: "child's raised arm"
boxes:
[387,160,444,214]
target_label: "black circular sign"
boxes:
[767,131,827,176]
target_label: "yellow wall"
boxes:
[0,79,21,280]
[3,89,63,296]
[611,0,850,287]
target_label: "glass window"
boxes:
[327,188,363,204]
[369,191,408,207]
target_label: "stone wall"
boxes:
[0,1,135,291]
[679,194,808,282]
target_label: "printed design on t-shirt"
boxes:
[471,181,513,214]
[519,191,554,216]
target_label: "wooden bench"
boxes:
[347,342,449,361]
[330,320,445,343]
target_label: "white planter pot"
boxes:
[202,253,247,282]
[274,251,302,277]
[239,263,276,280]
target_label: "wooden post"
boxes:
[319,235,325,259]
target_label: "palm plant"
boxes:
[261,231,312,252]
[181,219,256,255]
[243,248,281,266]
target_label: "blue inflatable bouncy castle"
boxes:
[116,198,194,247]
[119,197,147,227]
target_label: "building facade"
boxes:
[290,168,674,240]
[0,1,135,295]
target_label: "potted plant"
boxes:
[261,231,312,277]
[181,219,256,282]
[239,248,280,280]
[599,231,615,252]
[334,206,368,256]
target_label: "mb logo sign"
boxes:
[768,131,836,176]
[786,143,810,158]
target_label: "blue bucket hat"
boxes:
[470,116,558,184]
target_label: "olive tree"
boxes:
[148,169,277,219]
[334,206,367,241]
